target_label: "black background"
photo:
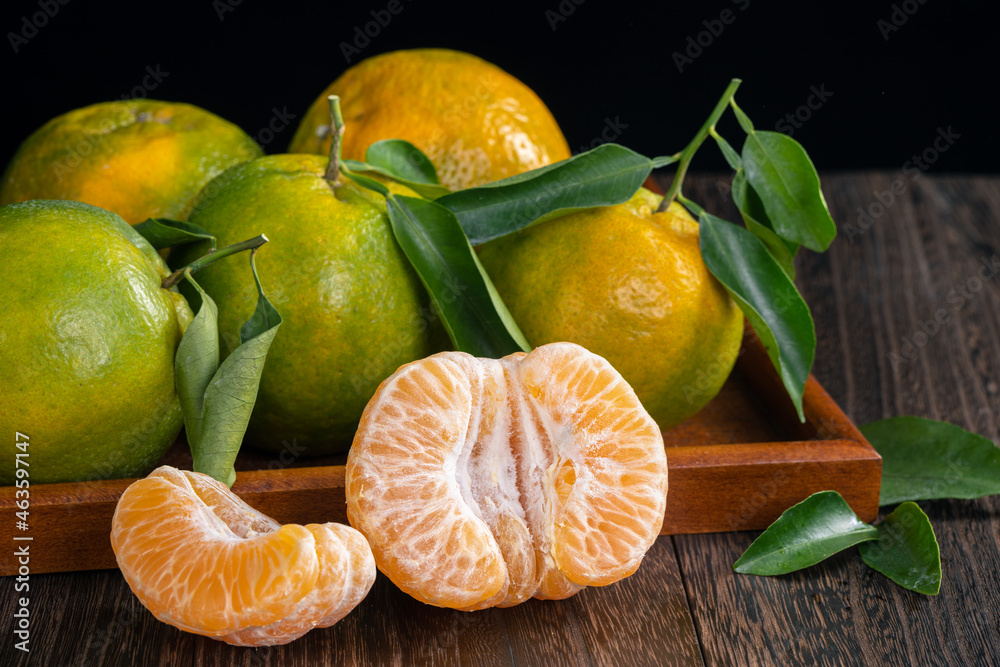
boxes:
[1,0,994,173]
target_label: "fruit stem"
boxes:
[658,78,742,213]
[324,95,346,182]
[161,234,269,289]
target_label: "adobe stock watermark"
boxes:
[340,0,413,64]
[545,0,585,31]
[7,0,71,54]
[774,84,833,137]
[213,0,242,21]
[262,439,307,470]
[888,254,1000,370]
[576,116,628,153]
[672,0,751,73]
[251,106,297,149]
[843,126,960,244]
[877,0,929,41]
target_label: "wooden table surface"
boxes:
[4,172,999,666]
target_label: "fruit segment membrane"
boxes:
[346,342,668,610]
[111,466,375,646]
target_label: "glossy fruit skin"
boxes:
[0,200,192,484]
[478,189,745,431]
[182,154,434,455]
[289,48,571,191]
[0,100,262,223]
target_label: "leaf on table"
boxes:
[861,416,1000,505]
[699,212,815,420]
[184,254,282,486]
[741,130,836,252]
[734,491,878,575]
[859,502,942,595]
[437,143,655,245]
[385,193,529,359]
[133,218,216,251]
[342,139,450,200]
[731,170,798,279]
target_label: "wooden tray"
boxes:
[0,323,881,576]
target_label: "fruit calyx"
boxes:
[658,78,742,212]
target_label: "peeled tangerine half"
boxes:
[346,342,669,610]
[111,466,375,646]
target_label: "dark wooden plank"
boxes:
[672,172,1000,666]
[6,537,701,666]
[0,569,194,667]
[496,538,703,667]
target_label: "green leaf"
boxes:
[734,491,878,575]
[437,143,654,245]
[731,170,798,279]
[711,130,743,171]
[861,416,1000,505]
[385,193,530,358]
[730,98,755,134]
[741,131,837,252]
[365,140,441,185]
[859,502,942,595]
[342,169,391,196]
[174,273,220,447]
[341,139,450,200]
[699,212,815,420]
[185,254,282,486]
[651,154,680,168]
[133,218,216,251]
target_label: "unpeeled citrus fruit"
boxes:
[111,466,376,646]
[0,200,192,485]
[289,48,572,190]
[0,100,262,223]
[478,188,745,431]
[346,342,668,610]
[176,154,435,455]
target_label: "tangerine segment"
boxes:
[346,342,668,611]
[111,466,375,646]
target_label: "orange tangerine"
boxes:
[346,342,668,610]
[289,48,571,190]
[0,100,262,224]
[111,466,375,646]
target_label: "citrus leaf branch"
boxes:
[438,143,657,245]
[698,211,815,420]
[383,193,529,358]
[174,246,281,486]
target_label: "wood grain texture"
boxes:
[4,173,999,667]
[672,172,1000,667]
[1,538,703,667]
